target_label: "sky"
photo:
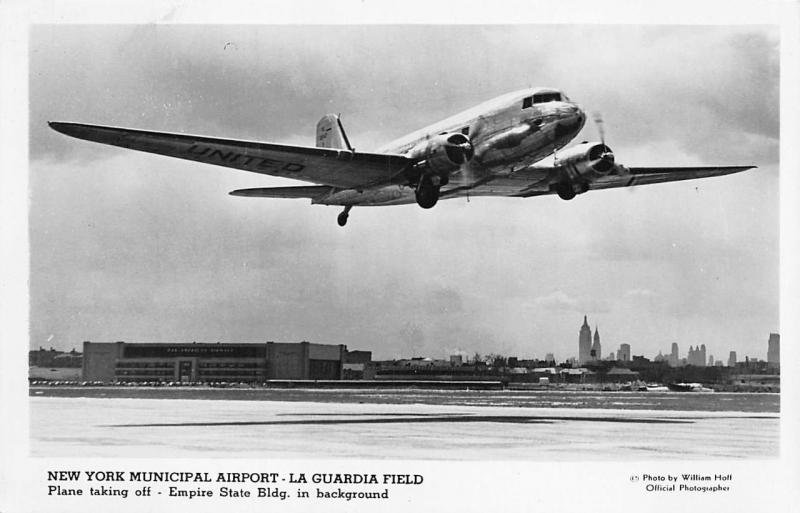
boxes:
[28,24,779,361]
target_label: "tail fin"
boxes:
[316,114,353,151]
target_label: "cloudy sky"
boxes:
[29,24,779,361]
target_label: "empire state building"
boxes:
[579,316,592,364]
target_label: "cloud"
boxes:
[621,288,662,312]
[426,287,465,314]
[534,290,579,310]
[623,288,657,299]
[532,290,610,314]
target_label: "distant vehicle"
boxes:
[50,87,753,226]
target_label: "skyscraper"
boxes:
[687,345,707,367]
[579,316,592,364]
[617,343,631,362]
[669,343,679,367]
[591,326,602,361]
[767,333,780,369]
[728,351,737,367]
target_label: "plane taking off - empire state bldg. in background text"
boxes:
[49,87,754,226]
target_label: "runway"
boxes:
[30,395,778,459]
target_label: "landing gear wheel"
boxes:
[337,206,352,227]
[415,176,441,209]
[556,183,577,201]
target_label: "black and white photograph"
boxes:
[2,1,799,512]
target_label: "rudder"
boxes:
[316,114,353,151]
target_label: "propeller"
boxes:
[456,119,487,189]
[593,111,636,192]
[591,111,615,171]
[592,111,606,146]
[450,138,480,189]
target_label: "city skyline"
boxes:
[40,321,778,367]
[29,25,778,361]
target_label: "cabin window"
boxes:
[533,92,562,103]
[461,126,469,135]
[522,96,533,109]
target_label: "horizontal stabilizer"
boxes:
[229,186,333,199]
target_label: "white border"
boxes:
[2,1,798,512]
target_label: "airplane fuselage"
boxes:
[317,88,586,207]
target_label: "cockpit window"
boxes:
[522,96,533,109]
[533,92,562,103]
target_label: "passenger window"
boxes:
[461,126,469,135]
[522,97,533,109]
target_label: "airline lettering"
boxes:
[185,144,305,173]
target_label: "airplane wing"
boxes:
[48,122,411,189]
[510,165,754,198]
[588,166,755,191]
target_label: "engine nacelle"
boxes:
[408,133,474,176]
[556,141,616,178]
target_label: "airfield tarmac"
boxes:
[29,390,779,459]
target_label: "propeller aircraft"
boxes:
[49,87,754,226]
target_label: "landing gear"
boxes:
[415,175,441,209]
[337,206,352,227]
[555,182,577,201]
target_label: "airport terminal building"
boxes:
[82,341,347,383]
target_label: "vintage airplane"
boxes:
[49,87,753,226]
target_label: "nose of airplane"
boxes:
[565,101,584,120]
[554,102,586,137]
